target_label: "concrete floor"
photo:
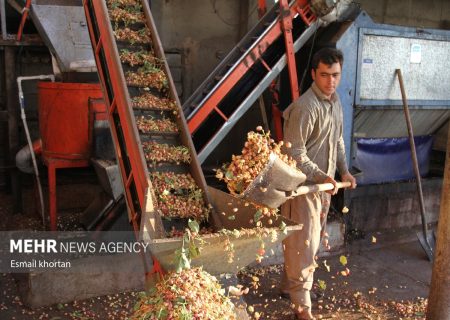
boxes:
[344,241,432,300]
[240,237,432,319]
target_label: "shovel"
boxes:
[396,69,435,261]
[239,153,352,208]
[239,153,307,208]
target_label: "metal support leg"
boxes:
[44,158,90,231]
[48,162,57,231]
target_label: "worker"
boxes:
[279,47,357,320]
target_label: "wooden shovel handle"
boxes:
[293,181,352,196]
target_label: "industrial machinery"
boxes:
[38,82,104,231]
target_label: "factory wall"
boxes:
[358,0,450,30]
[152,0,243,101]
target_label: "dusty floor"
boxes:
[0,191,432,319]
[239,240,430,319]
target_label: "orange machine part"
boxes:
[38,82,103,161]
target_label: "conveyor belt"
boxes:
[182,3,284,117]
[83,0,216,238]
[183,1,318,162]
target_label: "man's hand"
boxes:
[323,176,338,195]
[341,172,357,189]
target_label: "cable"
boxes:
[299,26,318,91]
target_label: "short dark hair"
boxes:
[311,48,343,70]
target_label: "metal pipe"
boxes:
[258,97,270,132]
[93,196,126,231]
[16,0,32,41]
[1,0,7,40]
[396,69,433,255]
[16,139,42,174]
[17,75,55,227]
[427,124,450,320]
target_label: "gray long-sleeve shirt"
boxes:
[282,82,349,183]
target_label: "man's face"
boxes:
[311,61,342,98]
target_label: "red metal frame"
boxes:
[293,3,316,26]
[187,0,314,135]
[17,0,32,41]
[279,0,300,101]
[257,0,267,17]
[148,259,165,279]
[269,82,284,141]
[83,0,149,232]
[37,82,103,230]
[44,158,89,231]
[83,0,213,242]
[83,0,218,276]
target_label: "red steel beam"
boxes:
[257,0,267,17]
[270,82,284,142]
[280,0,299,101]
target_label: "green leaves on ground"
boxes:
[340,255,348,266]
[188,219,199,233]
[317,279,327,291]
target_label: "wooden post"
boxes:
[427,124,450,319]
[5,46,22,213]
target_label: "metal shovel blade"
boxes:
[416,230,436,261]
[240,153,307,209]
